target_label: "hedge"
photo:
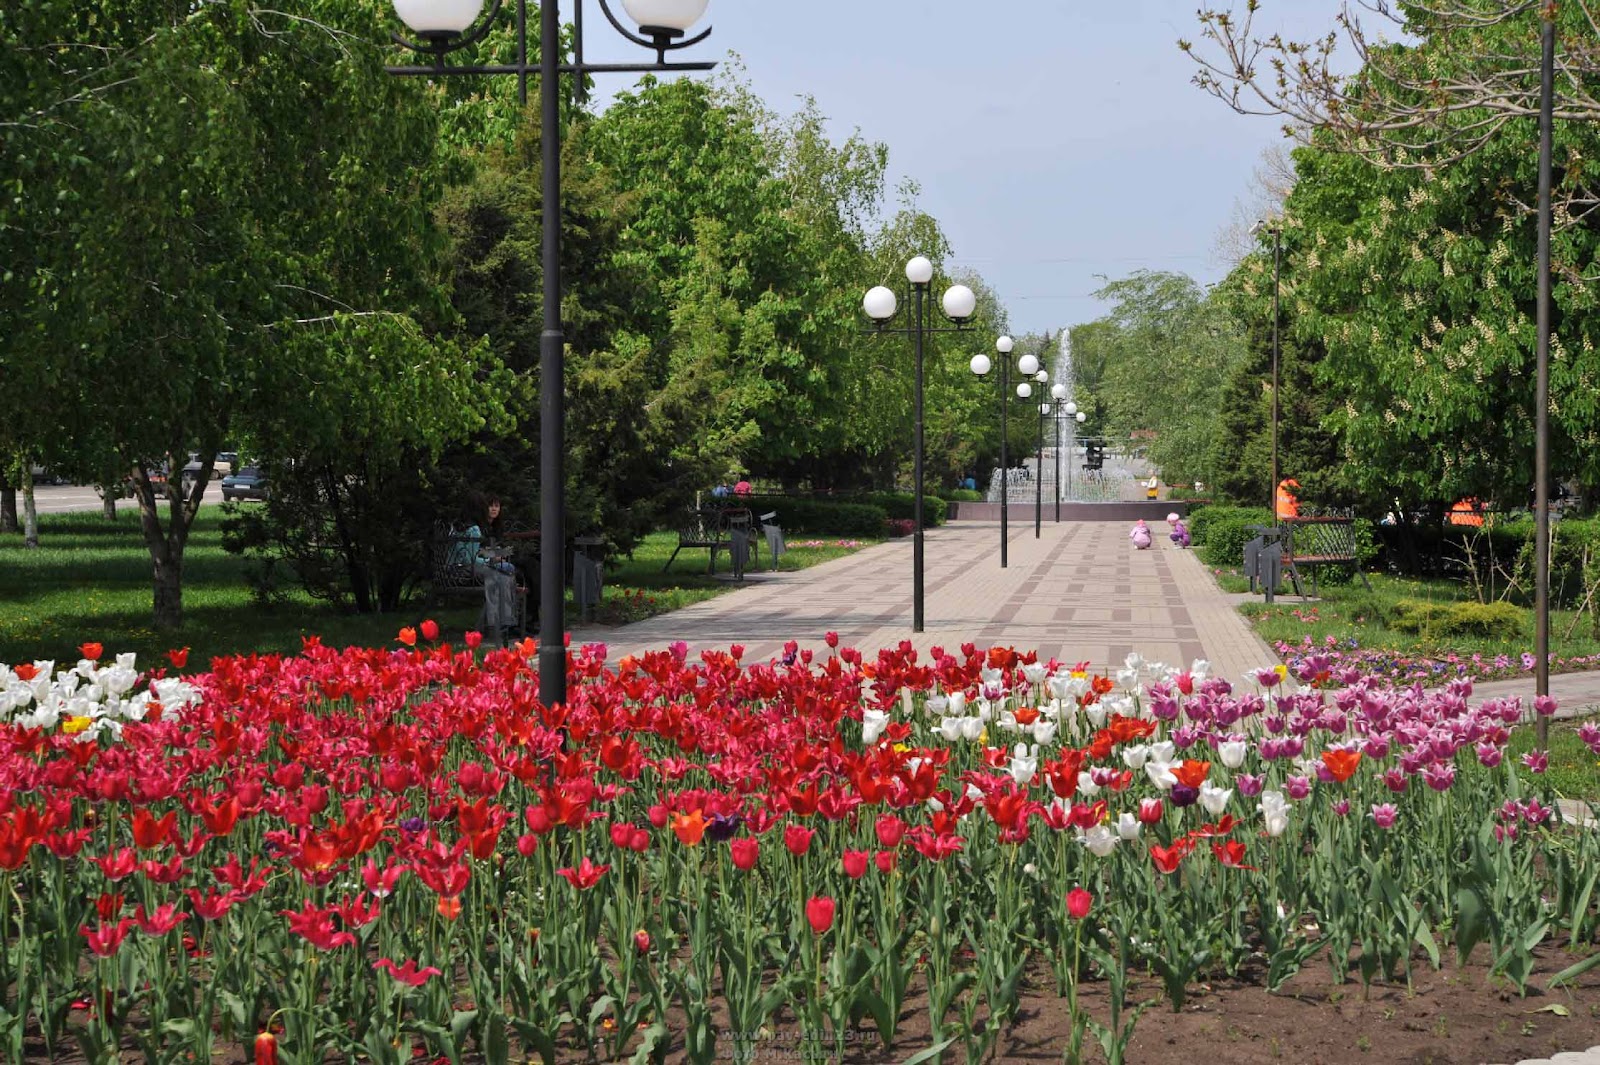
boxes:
[1390,599,1524,640]
[734,498,889,539]
[856,492,948,528]
[1191,506,1274,569]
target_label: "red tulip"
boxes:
[1066,887,1092,920]
[1149,839,1194,876]
[130,809,176,850]
[633,929,651,954]
[254,1031,279,1065]
[874,850,898,874]
[12,662,38,682]
[841,849,869,879]
[1137,798,1164,824]
[81,919,133,958]
[783,824,814,856]
[824,631,839,649]
[166,647,190,669]
[79,642,103,662]
[1211,839,1257,870]
[464,630,483,649]
[373,957,442,987]
[805,895,835,935]
[397,627,417,647]
[730,837,760,871]
[419,619,440,642]
[436,897,462,921]
[875,813,905,848]
[556,856,610,891]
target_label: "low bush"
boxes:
[855,491,947,528]
[1390,599,1525,640]
[1192,506,1274,568]
[945,488,985,502]
[743,498,888,539]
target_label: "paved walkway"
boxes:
[573,520,1274,680]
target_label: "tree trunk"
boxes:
[131,455,212,630]
[20,476,38,549]
[101,486,117,521]
[0,469,17,534]
[152,549,183,629]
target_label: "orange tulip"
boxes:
[670,810,707,846]
[397,627,417,647]
[1172,760,1211,789]
[1321,749,1362,784]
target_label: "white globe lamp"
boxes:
[863,286,898,322]
[905,256,934,286]
[970,353,992,376]
[394,0,485,34]
[620,0,710,35]
[942,284,977,322]
[996,335,1014,355]
[1016,382,1033,399]
[1017,353,1040,376]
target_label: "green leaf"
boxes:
[509,1019,556,1065]
[1455,887,1488,966]
[1547,952,1600,990]
[899,1037,957,1065]
[1528,1003,1573,1016]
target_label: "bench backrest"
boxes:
[429,524,482,590]
[1285,518,1359,562]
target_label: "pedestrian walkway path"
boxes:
[573,520,1274,680]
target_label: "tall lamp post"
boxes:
[863,257,977,632]
[1534,7,1555,749]
[1049,383,1069,521]
[970,336,1027,569]
[386,0,716,711]
[1251,218,1282,519]
[1031,369,1049,538]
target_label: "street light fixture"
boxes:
[863,257,976,632]
[1251,218,1283,522]
[1031,371,1049,538]
[972,336,1048,568]
[387,0,715,712]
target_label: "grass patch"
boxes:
[1238,572,1600,667]
[0,508,872,665]
[1509,718,1600,802]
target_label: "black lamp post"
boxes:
[1048,383,1070,522]
[1251,218,1282,519]
[1534,8,1555,749]
[971,338,1043,568]
[863,258,976,632]
[386,0,715,710]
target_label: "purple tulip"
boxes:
[1420,762,1456,792]
[1235,772,1264,797]
[1535,694,1558,717]
[1475,742,1503,768]
[1285,775,1311,800]
[1519,750,1548,774]
[1369,803,1398,829]
[1383,768,1409,793]
[1333,799,1351,817]
[1170,783,1199,808]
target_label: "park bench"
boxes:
[425,522,529,634]
[664,506,758,577]
[1284,515,1372,598]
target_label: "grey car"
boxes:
[221,466,269,502]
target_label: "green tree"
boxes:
[1,0,507,626]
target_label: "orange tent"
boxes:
[1275,479,1301,521]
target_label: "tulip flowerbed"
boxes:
[3,637,1600,1065]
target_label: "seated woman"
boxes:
[454,506,520,647]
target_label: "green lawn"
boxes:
[1238,571,1600,667]
[1509,718,1600,802]
[0,508,874,666]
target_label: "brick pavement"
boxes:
[571,519,1274,681]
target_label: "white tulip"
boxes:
[1200,783,1233,817]
[948,690,967,716]
[1145,760,1177,790]
[1031,719,1057,746]
[1121,744,1150,770]
[1009,743,1038,786]
[862,707,890,746]
[1116,812,1142,841]
[936,717,963,742]
[1076,771,1100,797]
[959,717,985,742]
[1080,825,1119,857]
[1218,739,1248,770]
[1259,791,1291,837]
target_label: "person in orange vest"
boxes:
[1275,479,1301,521]
[1448,497,1485,527]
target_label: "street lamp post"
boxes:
[864,259,976,632]
[972,341,1042,567]
[1031,367,1049,539]
[1251,219,1282,519]
[1535,9,1555,749]
[386,0,716,711]
[1050,383,1069,521]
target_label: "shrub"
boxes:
[855,491,947,528]
[741,499,888,539]
[945,488,985,502]
[1192,506,1274,568]
[1390,599,1524,640]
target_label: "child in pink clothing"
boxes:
[1167,513,1191,548]
[1129,520,1152,550]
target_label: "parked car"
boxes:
[182,452,236,482]
[29,464,67,486]
[221,466,268,502]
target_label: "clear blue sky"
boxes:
[586,0,1342,334]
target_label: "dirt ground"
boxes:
[26,941,1600,1064]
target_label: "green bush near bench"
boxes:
[1191,506,1274,568]
[741,498,889,539]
